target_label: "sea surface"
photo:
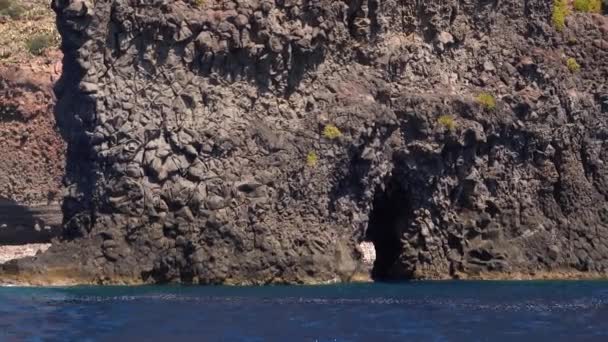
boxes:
[0,281,607,341]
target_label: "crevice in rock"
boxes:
[365,176,410,281]
[53,36,97,239]
[0,105,27,123]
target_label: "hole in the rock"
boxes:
[365,177,410,281]
[0,104,27,123]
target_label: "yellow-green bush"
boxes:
[552,0,569,31]
[567,58,581,72]
[573,0,602,12]
[323,124,342,140]
[306,151,318,167]
[192,0,205,7]
[476,92,496,110]
[437,115,457,131]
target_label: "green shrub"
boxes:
[322,124,342,140]
[192,0,205,6]
[567,58,581,72]
[590,0,602,12]
[476,92,497,110]
[437,115,457,131]
[26,34,53,55]
[552,0,569,31]
[0,0,25,19]
[306,151,318,167]
[0,0,12,12]
[573,0,602,12]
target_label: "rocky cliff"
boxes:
[0,0,65,245]
[1,0,607,285]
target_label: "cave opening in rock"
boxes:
[365,177,410,281]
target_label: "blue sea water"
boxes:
[0,281,607,341]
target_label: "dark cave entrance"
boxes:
[365,178,410,281]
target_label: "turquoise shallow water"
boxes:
[0,281,607,341]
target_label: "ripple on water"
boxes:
[0,281,607,341]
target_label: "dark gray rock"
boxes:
[2,0,607,285]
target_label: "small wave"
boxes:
[22,293,607,312]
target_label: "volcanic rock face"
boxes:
[2,0,607,284]
[0,53,65,245]
[0,57,65,207]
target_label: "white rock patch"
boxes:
[0,244,50,264]
[359,241,376,265]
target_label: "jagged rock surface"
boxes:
[0,57,65,206]
[0,52,65,245]
[2,0,607,284]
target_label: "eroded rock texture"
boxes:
[0,56,65,207]
[2,0,607,285]
[0,53,65,245]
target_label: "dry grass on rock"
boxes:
[0,0,59,64]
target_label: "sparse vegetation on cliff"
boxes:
[306,151,319,167]
[192,0,205,7]
[323,124,342,140]
[567,58,581,72]
[0,0,59,62]
[552,0,569,31]
[552,0,602,32]
[0,0,25,19]
[476,93,497,110]
[437,115,456,131]
[573,0,602,12]
[26,34,53,55]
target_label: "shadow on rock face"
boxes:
[0,197,62,245]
